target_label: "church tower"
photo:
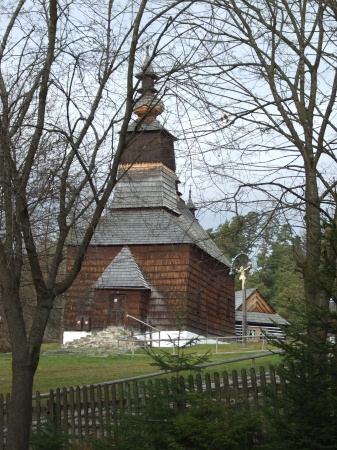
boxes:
[121,47,176,172]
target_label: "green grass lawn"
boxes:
[0,342,281,395]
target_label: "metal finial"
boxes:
[186,185,197,215]
[188,186,192,201]
[140,45,156,76]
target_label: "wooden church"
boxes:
[64,54,235,339]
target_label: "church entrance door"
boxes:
[106,294,126,327]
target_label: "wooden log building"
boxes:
[64,53,235,338]
[235,288,289,340]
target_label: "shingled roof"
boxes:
[113,163,179,213]
[235,288,257,309]
[235,310,289,326]
[235,288,289,326]
[92,246,150,290]
[70,199,230,266]
[127,119,174,136]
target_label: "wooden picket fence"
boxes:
[0,353,283,448]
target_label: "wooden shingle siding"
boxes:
[65,243,235,336]
[185,246,235,336]
[121,128,176,172]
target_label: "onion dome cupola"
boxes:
[133,48,164,121]
[121,47,177,173]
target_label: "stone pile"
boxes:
[62,326,139,352]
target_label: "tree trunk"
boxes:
[2,286,47,449]
[303,165,330,308]
[6,355,37,450]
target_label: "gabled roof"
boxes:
[92,246,150,290]
[177,202,230,265]
[235,288,259,309]
[235,287,289,326]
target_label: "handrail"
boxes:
[125,314,157,330]
[118,334,283,343]
[117,333,285,355]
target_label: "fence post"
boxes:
[232,370,239,404]
[214,372,221,402]
[62,387,68,431]
[259,366,268,411]
[241,369,250,411]
[103,384,111,438]
[55,388,61,430]
[75,386,82,443]
[0,393,4,450]
[5,394,10,428]
[188,374,195,393]
[83,385,89,437]
[269,365,279,415]
[171,377,178,409]
[118,382,124,414]
[205,373,212,394]
[250,367,259,412]
[35,390,41,430]
[97,385,104,438]
[69,387,75,439]
[48,389,55,430]
[90,385,96,436]
[111,384,118,429]
[177,376,186,410]
[196,373,203,394]
[125,382,131,414]
[133,381,139,416]
[216,338,218,354]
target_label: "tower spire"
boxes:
[141,45,156,78]
[122,48,176,172]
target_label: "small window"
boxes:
[216,294,221,315]
[249,329,256,337]
[226,298,230,318]
[75,316,83,331]
[83,316,92,331]
[197,293,201,313]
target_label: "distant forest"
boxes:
[208,213,305,321]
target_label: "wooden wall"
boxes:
[246,291,275,314]
[185,246,235,336]
[64,243,235,336]
[122,130,176,172]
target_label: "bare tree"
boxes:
[173,0,337,310]
[0,0,199,447]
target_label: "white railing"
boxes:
[117,333,275,356]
